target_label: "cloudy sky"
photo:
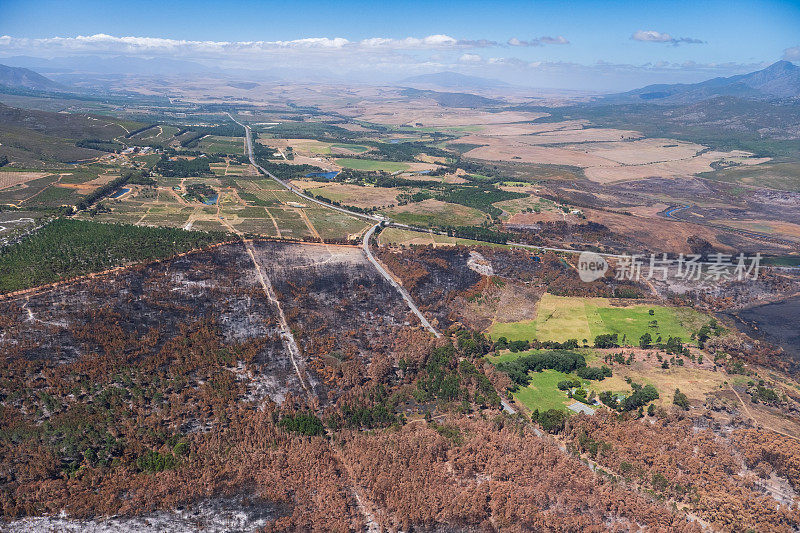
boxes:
[0,0,798,91]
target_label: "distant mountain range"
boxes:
[399,87,501,108]
[607,60,800,104]
[0,55,215,76]
[399,71,508,89]
[0,63,63,91]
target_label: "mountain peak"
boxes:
[606,60,800,104]
[764,59,797,71]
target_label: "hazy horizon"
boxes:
[1,0,798,91]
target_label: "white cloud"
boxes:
[631,30,704,45]
[507,37,533,47]
[540,36,569,45]
[459,53,483,63]
[0,33,498,56]
[361,34,459,49]
[508,35,570,47]
[632,30,673,43]
[783,46,800,61]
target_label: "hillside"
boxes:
[607,60,800,104]
[399,87,502,108]
[0,63,62,91]
[0,102,142,165]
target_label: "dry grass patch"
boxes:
[582,207,733,253]
[711,219,800,241]
[464,141,614,167]
[291,180,399,209]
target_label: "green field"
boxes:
[332,143,369,153]
[513,370,577,411]
[381,200,486,228]
[198,136,245,155]
[335,158,409,172]
[488,350,621,412]
[377,226,508,248]
[702,160,800,192]
[489,293,703,346]
[486,350,579,412]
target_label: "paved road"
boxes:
[363,224,441,338]
[389,222,628,259]
[227,113,381,223]
[229,114,441,339]
[227,114,554,416]
[500,399,517,414]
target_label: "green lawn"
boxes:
[335,158,409,172]
[512,370,584,412]
[489,320,538,343]
[486,349,615,412]
[489,293,704,346]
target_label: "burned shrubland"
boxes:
[253,242,419,402]
[373,244,649,331]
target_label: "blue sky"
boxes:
[1,0,798,90]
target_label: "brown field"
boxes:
[583,152,769,183]
[581,207,734,252]
[524,127,643,143]
[712,219,800,241]
[625,203,674,217]
[289,180,399,209]
[57,173,118,192]
[352,102,547,127]
[383,198,486,226]
[461,122,640,141]
[0,171,51,190]
[587,350,728,406]
[579,138,703,166]
[464,141,614,167]
[463,121,590,136]
[398,170,469,184]
[505,210,574,225]
[462,132,771,184]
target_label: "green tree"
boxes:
[639,332,652,349]
[673,388,690,410]
[537,409,567,434]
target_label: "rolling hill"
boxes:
[0,63,63,91]
[399,87,502,108]
[607,60,800,104]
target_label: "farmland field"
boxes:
[198,136,245,155]
[489,293,703,345]
[334,158,409,172]
[381,198,486,227]
[512,369,581,412]
[298,181,399,209]
[332,143,369,153]
[377,226,508,248]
